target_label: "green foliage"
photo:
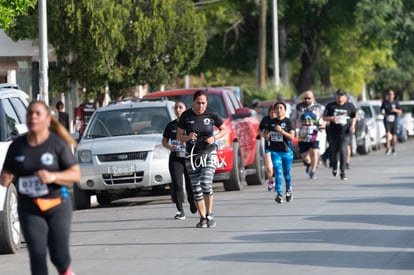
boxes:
[8,0,206,99]
[0,0,37,30]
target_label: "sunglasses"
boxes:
[304,97,311,100]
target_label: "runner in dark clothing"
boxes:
[1,101,80,275]
[177,90,227,228]
[380,89,402,155]
[323,90,356,181]
[162,101,197,220]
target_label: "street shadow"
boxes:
[327,196,414,206]
[233,228,414,248]
[306,214,414,227]
[202,250,414,270]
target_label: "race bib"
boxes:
[18,175,49,198]
[386,114,395,122]
[335,116,347,125]
[269,131,283,142]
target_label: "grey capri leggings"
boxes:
[185,151,218,201]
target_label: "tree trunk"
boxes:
[295,51,315,93]
[279,23,289,86]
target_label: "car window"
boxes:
[223,92,237,115]
[207,94,228,118]
[2,98,21,134]
[9,97,28,124]
[361,106,373,118]
[400,104,414,113]
[84,107,171,138]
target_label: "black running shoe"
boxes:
[340,173,348,181]
[286,189,293,202]
[196,218,207,228]
[332,169,337,177]
[174,211,186,220]
[346,163,350,170]
[206,213,216,228]
[275,194,284,203]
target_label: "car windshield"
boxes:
[400,104,414,113]
[83,106,171,139]
[360,106,372,118]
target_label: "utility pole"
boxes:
[272,0,280,88]
[39,0,49,104]
[258,0,267,89]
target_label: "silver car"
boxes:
[74,100,175,209]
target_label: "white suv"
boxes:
[0,83,29,254]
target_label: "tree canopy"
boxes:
[0,0,36,30]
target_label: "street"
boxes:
[1,139,414,275]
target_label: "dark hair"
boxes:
[193,90,208,102]
[56,101,64,110]
[273,101,286,110]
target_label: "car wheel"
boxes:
[0,184,21,254]
[73,183,91,210]
[223,142,243,191]
[357,130,371,155]
[246,139,265,186]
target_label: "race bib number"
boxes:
[335,116,347,125]
[386,114,395,122]
[18,175,49,198]
[269,131,283,142]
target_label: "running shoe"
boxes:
[275,194,284,203]
[286,189,293,202]
[346,163,350,170]
[60,268,76,275]
[206,213,216,228]
[385,148,391,155]
[392,149,397,156]
[305,164,311,174]
[332,169,337,177]
[196,218,207,228]
[267,180,274,191]
[174,211,186,220]
[190,202,198,214]
[309,171,317,179]
[340,173,348,181]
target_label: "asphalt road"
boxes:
[1,139,414,275]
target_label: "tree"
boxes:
[7,0,206,99]
[0,0,37,30]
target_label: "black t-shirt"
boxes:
[323,101,356,138]
[380,100,400,124]
[2,132,78,199]
[263,117,294,152]
[177,108,224,154]
[163,119,186,159]
[58,111,69,130]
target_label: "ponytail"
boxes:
[49,115,77,148]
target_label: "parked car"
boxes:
[144,88,265,191]
[0,83,29,254]
[359,101,383,150]
[399,101,414,137]
[74,100,175,209]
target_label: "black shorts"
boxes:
[298,141,320,153]
[384,121,397,135]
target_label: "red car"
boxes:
[144,88,265,191]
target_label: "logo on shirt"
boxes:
[281,122,286,129]
[188,120,195,125]
[41,153,54,166]
[15,155,25,162]
[203,118,211,125]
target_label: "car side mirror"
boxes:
[233,107,253,119]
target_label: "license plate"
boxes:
[112,165,134,176]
